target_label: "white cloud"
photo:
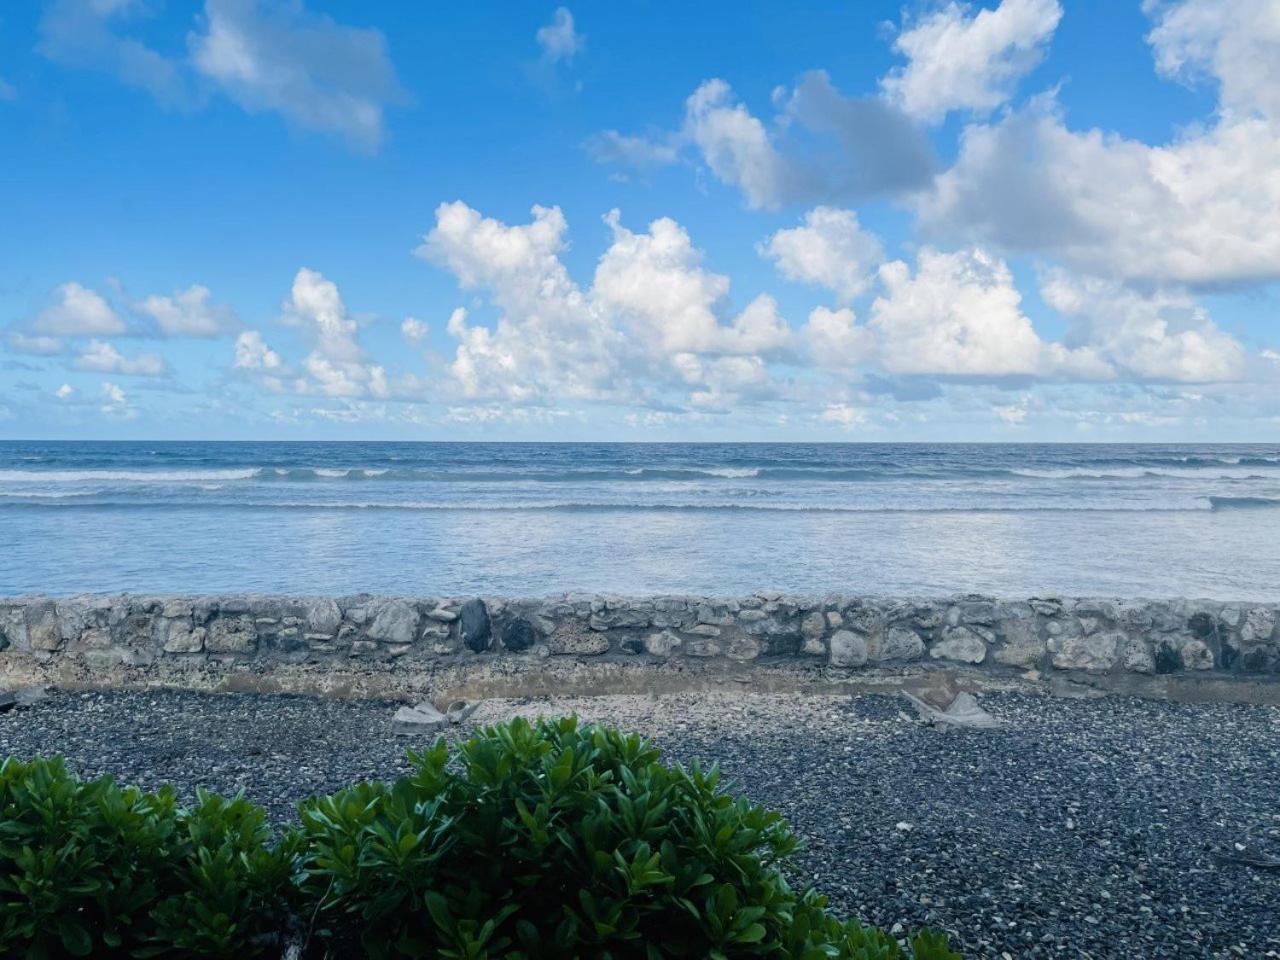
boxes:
[821,403,868,427]
[417,202,794,408]
[677,354,776,409]
[993,400,1030,424]
[598,73,935,209]
[41,0,401,152]
[38,0,192,106]
[1041,270,1246,382]
[401,317,429,341]
[31,282,125,337]
[8,333,65,356]
[138,285,238,337]
[920,97,1280,288]
[682,79,791,210]
[417,202,623,403]
[869,247,1109,378]
[99,380,136,418]
[921,0,1280,289]
[0,77,15,102]
[882,0,1063,123]
[802,306,875,368]
[233,274,408,401]
[584,130,680,171]
[74,339,169,376]
[190,0,402,152]
[536,7,583,62]
[55,383,75,399]
[233,330,283,371]
[760,206,884,303]
[1146,0,1280,122]
[594,210,791,357]
[281,268,389,397]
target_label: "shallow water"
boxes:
[2,441,1278,598]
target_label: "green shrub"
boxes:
[0,720,962,959]
[296,716,959,959]
[0,756,294,959]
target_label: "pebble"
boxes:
[0,689,1278,959]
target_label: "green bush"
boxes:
[0,719,962,959]
[296,716,959,959]
[0,756,294,959]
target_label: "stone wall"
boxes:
[1,594,1278,700]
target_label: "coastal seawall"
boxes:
[2,593,1279,703]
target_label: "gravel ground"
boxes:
[2,688,1278,959]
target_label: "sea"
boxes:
[1,441,1278,599]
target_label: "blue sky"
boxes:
[1,0,1278,441]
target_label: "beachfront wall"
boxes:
[2,594,1279,701]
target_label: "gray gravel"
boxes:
[2,688,1279,959]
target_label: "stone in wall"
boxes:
[206,615,257,654]
[1049,632,1121,671]
[829,630,867,668]
[459,599,491,653]
[930,626,987,664]
[366,599,419,645]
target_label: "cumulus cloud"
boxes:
[30,282,126,337]
[759,207,884,303]
[99,381,136,418]
[417,203,623,402]
[138,284,238,337]
[869,247,1109,379]
[820,403,868,427]
[281,268,389,397]
[401,317,429,341]
[1041,270,1246,382]
[919,97,1280,288]
[595,73,935,209]
[416,202,796,408]
[233,330,283,371]
[594,210,791,357]
[8,333,66,356]
[801,306,875,369]
[993,400,1030,424]
[882,0,1063,122]
[920,1,1280,289]
[536,7,583,62]
[1146,0,1280,121]
[231,271,403,399]
[74,340,169,377]
[56,383,75,399]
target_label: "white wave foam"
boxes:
[312,468,350,478]
[0,468,261,483]
[1012,466,1273,480]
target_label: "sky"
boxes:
[1,0,1279,442]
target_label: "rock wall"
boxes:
[1,594,1278,699]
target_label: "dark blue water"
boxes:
[2,441,1278,598]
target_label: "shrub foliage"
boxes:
[0,718,960,960]
[0,756,293,959]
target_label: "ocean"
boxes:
[1,441,1278,599]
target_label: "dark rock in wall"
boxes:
[501,617,536,652]
[460,598,491,653]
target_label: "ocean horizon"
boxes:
[3,439,1278,599]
